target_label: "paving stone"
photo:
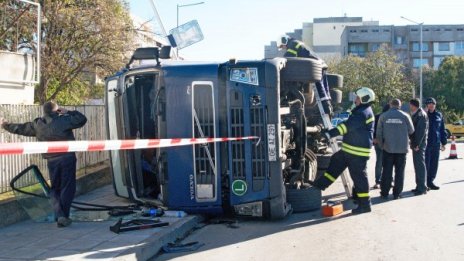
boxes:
[0,247,47,259]
[59,239,105,251]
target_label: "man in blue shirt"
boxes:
[424,97,447,190]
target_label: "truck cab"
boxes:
[105,47,343,219]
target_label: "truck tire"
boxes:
[286,186,322,213]
[281,58,323,83]
[317,153,332,170]
[330,89,342,104]
[327,73,343,89]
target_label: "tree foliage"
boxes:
[328,46,414,112]
[422,56,464,122]
[1,0,135,104]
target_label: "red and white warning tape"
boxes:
[0,136,258,155]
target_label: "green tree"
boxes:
[1,0,135,104]
[423,56,464,121]
[329,46,413,112]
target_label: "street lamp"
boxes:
[401,16,424,104]
[177,1,205,56]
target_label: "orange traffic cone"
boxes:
[448,136,458,159]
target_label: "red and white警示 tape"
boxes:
[0,136,258,155]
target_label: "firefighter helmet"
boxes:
[355,87,375,104]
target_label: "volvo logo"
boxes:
[189,174,195,200]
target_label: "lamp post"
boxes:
[401,16,424,104]
[176,1,205,56]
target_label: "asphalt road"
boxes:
[155,144,464,261]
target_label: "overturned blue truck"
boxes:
[105,46,344,219]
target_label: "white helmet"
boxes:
[355,87,375,104]
[278,35,290,48]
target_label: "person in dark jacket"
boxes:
[424,97,447,190]
[372,103,390,189]
[310,87,376,214]
[1,101,87,227]
[409,98,429,195]
[377,99,414,200]
[279,35,333,116]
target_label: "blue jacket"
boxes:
[329,104,375,157]
[427,110,447,146]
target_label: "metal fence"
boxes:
[0,104,109,194]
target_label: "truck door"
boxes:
[106,76,129,198]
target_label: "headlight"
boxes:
[234,201,263,217]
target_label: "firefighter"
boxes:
[279,35,333,116]
[309,87,376,214]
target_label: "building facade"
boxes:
[264,17,378,60]
[341,24,464,69]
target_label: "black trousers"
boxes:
[381,151,406,197]
[47,153,77,219]
[314,150,370,203]
[412,146,427,192]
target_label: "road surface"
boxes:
[155,144,464,261]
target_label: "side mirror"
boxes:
[159,46,171,59]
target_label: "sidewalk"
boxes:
[0,185,202,261]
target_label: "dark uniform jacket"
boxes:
[3,111,87,159]
[284,39,317,59]
[427,110,447,147]
[410,108,428,149]
[329,104,375,157]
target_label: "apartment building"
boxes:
[341,24,464,69]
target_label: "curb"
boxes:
[114,215,204,260]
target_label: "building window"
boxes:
[411,28,418,32]
[350,29,357,33]
[372,29,379,32]
[348,43,367,57]
[456,41,464,50]
[360,29,368,33]
[439,42,450,51]
[457,28,464,31]
[396,36,405,45]
[383,29,390,32]
[413,59,428,68]
[444,28,452,31]
[412,42,428,52]
[371,43,382,51]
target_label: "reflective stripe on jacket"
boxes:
[328,104,375,157]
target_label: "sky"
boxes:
[129,0,464,61]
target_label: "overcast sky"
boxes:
[130,0,464,61]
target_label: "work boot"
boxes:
[308,177,331,191]
[351,198,371,215]
[57,217,72,228]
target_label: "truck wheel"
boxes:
[317,153,332,170]
[326,74,344,89]
[330,89,342,104]
[286,186,322,213]
[281,57,323,82]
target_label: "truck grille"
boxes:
[250,107,266,178]
[231,108,245,179]
[193,85,216,187]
